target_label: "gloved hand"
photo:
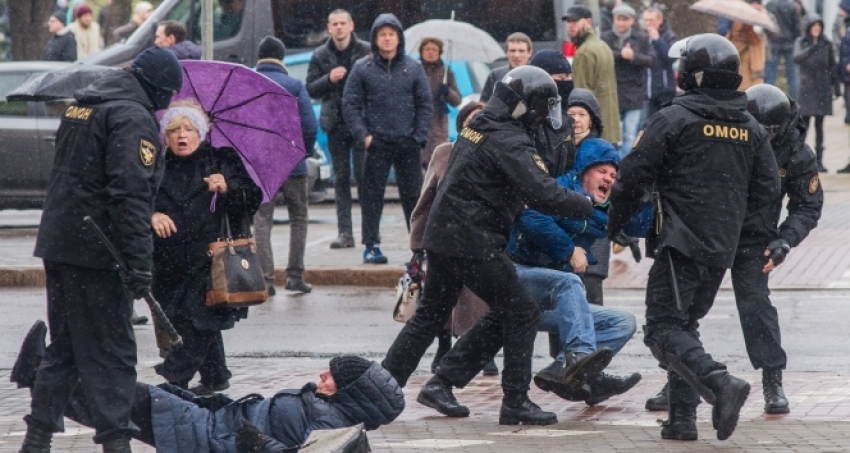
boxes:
[437,83,450,100]
[764,238,791,268]
[120,269,152,300]
[236,417,269,452]
[610,231,642,263]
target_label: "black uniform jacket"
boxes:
[608,89,781,269]
[422,84,594,260]
[34,71,162,273]
[536,111,577,178]
[739,102,823,248]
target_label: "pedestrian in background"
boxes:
[43,12,76,62]
[151,100,262,396]
[765,0,801,97]
[642,7,677,119]
[601,3,656,156]
[794,14,840,172]
[66,4,103,60]
[253,36,317,295]
[418,37,461,170]
[155,20,201,60]
[112,1,153,44]
[24,47,182,453]
[726,18,766,91]
[342,13,432,264]
[306,9,370,250]
[480,32,533,102]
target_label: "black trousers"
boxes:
[801,115,824,150]
[382,251,539,395]
[360,138,423,246]
[327,127,365,236]
[643,248,727,380]
[64,383,155,446]
[28,260,139,443]
[730,244,787,370]
[154,315,231,388]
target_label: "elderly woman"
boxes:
[151,100,262,396]
[419,37,462,169]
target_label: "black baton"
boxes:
[667,248,683,312]
[83,216,183,348]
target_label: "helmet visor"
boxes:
[548,96,562,129]
[668,37,689,59]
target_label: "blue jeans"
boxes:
[619,108,643,157]
[514,264,636,359]
[765,44,798,99]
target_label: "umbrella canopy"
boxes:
[690,0,779,34]
[404,19,505,63]
[6,64,120,102]
[174,60,305,203]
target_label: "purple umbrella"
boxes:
[173,60,305,203]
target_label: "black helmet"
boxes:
[668,33,741,91]
[496,66,561,130]
[745,84,792,141]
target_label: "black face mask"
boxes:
[556,80,574,105]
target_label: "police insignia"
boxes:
[633,130,644,149]
[139,140,156,167]
[532,154,548,173]
[778,168,786,178]
[809,175,819,194]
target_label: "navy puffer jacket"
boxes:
[149,362,404,453]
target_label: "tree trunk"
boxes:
[8,0,53,61]
[104,0,132,46]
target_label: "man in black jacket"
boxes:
[21,47,182,453]
[306,9,370,250]
[608,34,780,442]
[383,66,593,426]
[43,13,76,62]
[480,32,533,103]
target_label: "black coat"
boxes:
[151,143,262,331]
[479,64,511,103]
[43,30,77,62]
[608,89,781,269]
[794,17,840,116]
[647,25,678,103]
[35,71,162,273]
[423,83,593,259]
[600,29,657,111]
[306,35,370,132]
[740,102,823,248]
[766,0,802,46]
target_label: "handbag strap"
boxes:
[219,211,234,241]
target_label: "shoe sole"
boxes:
[534,377,590,401]
[563,348,614,387]
[498,413,558,426]
[661,428,698,441]
[645,400,669,411]
[416,392,470,417]
[585,373,642,406]
[330,243,355,249]
[11,320,47,388]
[715,382,751,441]
[764,404,790,414]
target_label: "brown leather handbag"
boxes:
[206,204,268,308]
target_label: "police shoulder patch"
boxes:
[140,140,156,167]
[809,174,819,194]
[778,168,787,178]
[532,154,548,173]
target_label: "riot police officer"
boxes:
[21,47,182,453]
[382,66,594,426]
[607,34,781,441]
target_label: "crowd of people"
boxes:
[7,1,839,451]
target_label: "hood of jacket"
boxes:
[74,70,154,111]
[557,138,619,204]
[672,89,751,123]
[567,88,604,136]
[804,13,825,38]
[327,362,405,431]
[370,13,405,59]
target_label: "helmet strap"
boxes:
[511,101,528,120]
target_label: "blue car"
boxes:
[283,51,491,184]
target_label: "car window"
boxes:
[44,100,74,118]
[0,73,31,117]
[152,0,245,44]
[286,61,308,84]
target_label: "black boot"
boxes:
[430,331,452,373]
[815,147,827,173]
[101,437,132,453]
[481,359,499,376]
[533,348,613,392]
[762,368,790,414]
[499,393,557,426]
[585,371,642,406]
[19,422,52,453]
[702,370,750,441]
[661,403,698,441]
[838,162,850,174]
[11,321,47,389]
[416,376,470,417]
[645,382,669,411]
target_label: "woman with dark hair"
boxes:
[419,37,462,169]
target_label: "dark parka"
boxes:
[480,64,511,103]
[422,83,594,259]
[43,29,77,62]
[151,143,262,331]
[739,101,823,248]
[341,14,433,147]
[608,89,781,269]
[306,35,371,132]
[794,15,840,116]
[34,71,162,274]
[600,28,657,111]
[149,362,405,453]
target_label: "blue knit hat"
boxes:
[529,49,572,75]
[131,47,183,93]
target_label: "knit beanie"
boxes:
[75,5,93,18]
[52,12,67,26]
[329,356,372,390]
[258,36,286,60]
[529,49,572,75]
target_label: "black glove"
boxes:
[236,417,269,452]
[765,239,791,267]
[610,231,642,263]
[120,269,152,300]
